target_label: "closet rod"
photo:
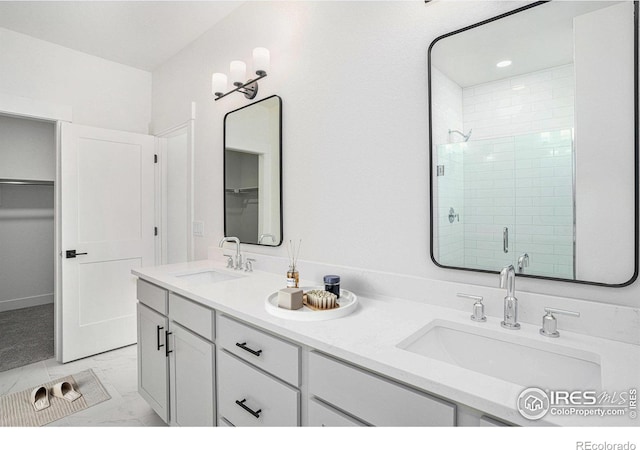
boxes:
[0,178,54,186]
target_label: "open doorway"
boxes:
[156,119,194,265]
[0,113,55,372]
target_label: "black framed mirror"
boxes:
[429,1,638,286]
[224,95,282,246]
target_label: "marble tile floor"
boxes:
[0,344,166,427]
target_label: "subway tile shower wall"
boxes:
[435,64,575,277]
[462,64,575,140]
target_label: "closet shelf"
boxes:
[0,178,54,186]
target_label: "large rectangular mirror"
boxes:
[224,95,282,246]
[429,1,638,286]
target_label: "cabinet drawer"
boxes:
[308,352,455,426]
[308,398,367,427]
[137,279,168,315]
[217,350,299,427]
[217,315,300,386]
[169,293,214,341]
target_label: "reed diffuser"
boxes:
[286,239,302,288]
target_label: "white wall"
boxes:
[165,132,189,264]
[574,2,636,284]
[151,1,639,308]
[0,114,56,180]
[0,27,151,133]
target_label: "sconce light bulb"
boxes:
[212,73,228,97]
[230,60,247,86]
[253,47,270,76]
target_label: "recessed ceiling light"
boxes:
[512,84,525,91]
[496,60,512,68]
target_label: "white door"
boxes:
[60,123,155,362]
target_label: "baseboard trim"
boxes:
[0,293,54,312]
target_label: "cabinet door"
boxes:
[137,303,169,423]
[169,322,215,426]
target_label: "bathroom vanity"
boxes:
[133,260,639,427]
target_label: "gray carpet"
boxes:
[0,304,54,372]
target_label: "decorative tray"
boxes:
[265,286,358,321]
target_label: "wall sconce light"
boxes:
[212,47,270,101]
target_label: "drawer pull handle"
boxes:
[156,326,165,351]
[235,399,261,418]
[165,331,173,357]
[235,342,262,357]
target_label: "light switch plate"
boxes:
[192,220,204,237]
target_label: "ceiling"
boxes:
[0,1,244,71]
[431,1,617,87]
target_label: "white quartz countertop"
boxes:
[132,260,640,427]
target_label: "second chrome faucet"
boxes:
[499,264,520,330]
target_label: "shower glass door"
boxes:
[434,129,575,278]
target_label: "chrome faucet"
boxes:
[219,236,243,270]
[499,264,520,330]
[517,253,530,274]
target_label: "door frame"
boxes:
[0,93,72,362]
[154,104,195,265]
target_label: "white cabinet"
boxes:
[215,315,301,427]
[169,292,214,341]
[137,280,216,426]
[217,314,300,386]
[137,303,169,422]
[308,351,456,426]
[137,279,168,315]
[217,350,299,427]
[135,276,508,428]
[169,322,215,426]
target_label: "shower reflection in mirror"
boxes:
[430,1,637,285]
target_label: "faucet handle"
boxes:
[244,258,256,272]
[223,254,234,268]
[540,307,580,338]
[457,293,487,323]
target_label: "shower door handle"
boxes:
[503,227,509,254]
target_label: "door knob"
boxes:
[65,250,88,259]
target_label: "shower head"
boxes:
[449,128,472,142]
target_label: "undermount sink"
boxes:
[172,269,241,284]
[397,320,602,390]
